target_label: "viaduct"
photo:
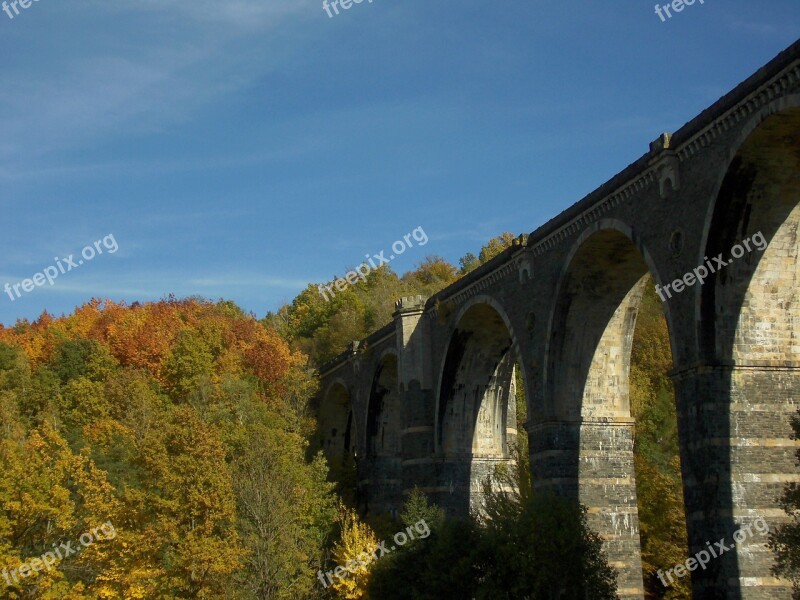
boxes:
[316,40,800,598]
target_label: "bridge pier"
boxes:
[399,378,440,509]
[360,456,403,517]
[529,417,646,599]
[673,364,798,599]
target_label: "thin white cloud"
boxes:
[0,141,318,183]
[0,0,316,168]
[89,0,316,27]
[0,271,316,301]
[188,276,314,289]
[0,51,233,163]
[724,18,781,37]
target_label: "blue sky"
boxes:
[0,0,797,325]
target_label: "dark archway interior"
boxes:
[437,303,518,515]
[362,354,403,517]
[367,354,400,458]
[317,382,356,466]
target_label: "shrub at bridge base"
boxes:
[367,488,618,599]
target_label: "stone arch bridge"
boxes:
[315,41,800,599]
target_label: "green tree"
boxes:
[0,343,31,393]
[370,482,617,600]
[458,252,479,274]
[399,487,445,533]
[368,492,481,600]
[479,491,618,600]
[50,339,119,385]
[162,329,215,400]
[232,427,337,599]
[60,376,109,427]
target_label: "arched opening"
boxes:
[437,302,518,515]
[367,354,400,458]
[315,382,358,504]
[364,354,402,517]
[701,107,800,364]
[546,226,685,598]
[547,228,651,419]
[686,106,800,597]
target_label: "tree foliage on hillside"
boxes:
[266,233,518,366]
[0,298,339,599]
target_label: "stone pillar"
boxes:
[394,296,431,389]
[393,297,438,504]
[672,363,799,599]
[529,417,645,600]
[361,454,403,518]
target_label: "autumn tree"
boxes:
[0,298,342,599]
[327,508,379,600]
[477,231,517,264]
[400,256,458,297]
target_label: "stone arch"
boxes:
[541,221,671,598]
[362,352,402,516]
[698,98,800,363]
[700,92,800,243]
[436,294,529,424]
[317,380,358,467]
[545,220,672,419]
[435,296,521,514]
[365,352,400,457]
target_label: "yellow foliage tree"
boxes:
[329,509,378,600]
